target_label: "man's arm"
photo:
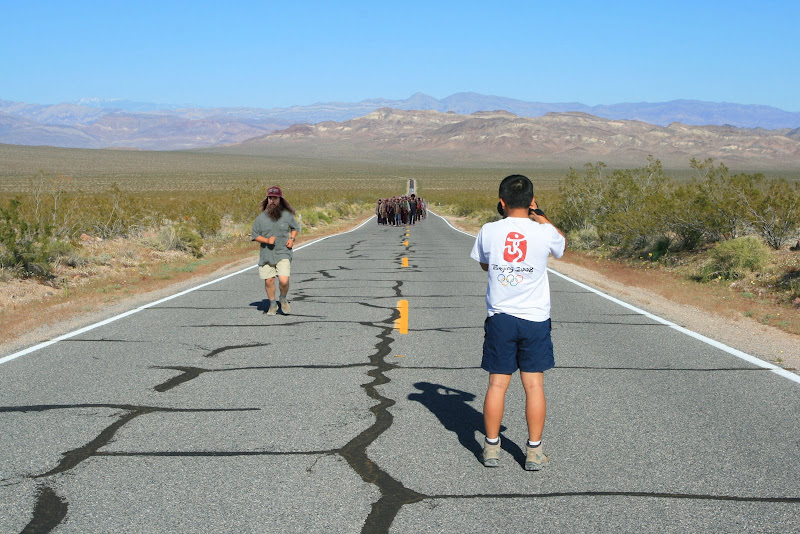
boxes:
[286,214,300,248]
[286,229,298,248]
[252,218,276,245]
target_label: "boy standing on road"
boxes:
[470,174,566,470]
[252,186,299,315]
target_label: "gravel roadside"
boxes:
[550,257,800,375]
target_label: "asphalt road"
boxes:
[1,213,799,533]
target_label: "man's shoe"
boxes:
[279,298,290,314]
[525,443,549,471]
[482,438,501,467]
[266,302,278,315]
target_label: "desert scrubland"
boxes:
[1,141,799,357]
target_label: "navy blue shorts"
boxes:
[482,314,555,374]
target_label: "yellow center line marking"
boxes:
[401,257,408,267]
[395,299,409,334]
[404,240,409,246]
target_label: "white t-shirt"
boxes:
[471,217,566,322]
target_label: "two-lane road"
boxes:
[2,213,798,533]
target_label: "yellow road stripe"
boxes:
[401,257,408,267]
[395,299,409,334]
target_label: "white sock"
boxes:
[485,436,500,445]
[528,440,541,448]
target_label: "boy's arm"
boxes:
[529,198,567,248]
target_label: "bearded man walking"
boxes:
[252,186,300,315]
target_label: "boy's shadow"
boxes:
[408,381,526,467]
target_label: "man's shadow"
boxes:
[250,299,269,312]
[408,381,526,467]
[249,300,291,315]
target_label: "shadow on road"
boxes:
[408,381,525,467]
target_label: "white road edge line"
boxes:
[0,216,376,366]
[431,210,800,386]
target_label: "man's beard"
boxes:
[266,203,282,221]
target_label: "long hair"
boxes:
[260,196,295,214]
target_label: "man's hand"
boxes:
[253,235,276,245]
[286,237,295,249]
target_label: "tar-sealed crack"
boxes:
[335,305,428,533]
[0,402,258,532]
[20,484,68,534]
[0,404,259,479]
[153,363,370,392]
[204,343,266,358]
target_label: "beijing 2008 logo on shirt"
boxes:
[503,232,527,262]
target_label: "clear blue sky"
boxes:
[2,0,798,110]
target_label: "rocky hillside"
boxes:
[2,93,799,151]
[227,108,800,169]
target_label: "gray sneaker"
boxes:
[482,438,501,467]
[525,443,549,471]
[266,301,278,315]
[279,297,290,314]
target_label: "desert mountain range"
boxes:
[219,108,800,170]
[2,92,800,153]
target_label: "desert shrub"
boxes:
[303,211,320,227]
[154,225,204,257]
[452,197,492,217]
[690,159,750,241]
[46,240,88,268]
[555,162,608,232]
[475,210,502,226]
[184,201,221,237]
[228,182,264,223]
[84,184,150,238]
[175,225,203,257]
[47,240,74,258]
[647,237,671,261]
[0,197,53,278]
[567,227,601,251]
[741,178,800,249]
[662,182,712,250]
[598,157,670,252]
[701,236,770,281]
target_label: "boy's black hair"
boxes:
[499,174,534,209]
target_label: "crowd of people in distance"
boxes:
[375,194,428,225]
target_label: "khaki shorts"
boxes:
[258,258,291,279]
